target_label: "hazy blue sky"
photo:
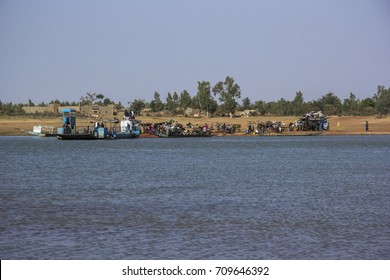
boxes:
[1,0,389,105]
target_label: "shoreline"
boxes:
[1,115,389,137]
[2,132,390,137]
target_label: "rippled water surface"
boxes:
[1,135,389,259]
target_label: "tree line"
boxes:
[129,78,389,117]
[1,76,389,117]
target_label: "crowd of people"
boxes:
[141,121,211,137]
[139,121,245,136]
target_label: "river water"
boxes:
[0,135,389,259]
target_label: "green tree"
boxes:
[0,102,25,116]
[343,92,359,115]
[173,92,179,110]
[116,101,124,110]
[253,100,266,115]
[150,92,164,112]
[267,98,291,115]
[95,94,105,105]
[102,98,113,106]
[212,76,241,117]
[129,99,146,116]
[241,97,252,110]
[359,97,375,115]
[179,90,192,114]
[374,85,390,115]
[28,99,35,106]
[291,91,305,116]
[165,92,177,114]
[191,95,200,109]
[80,92,97,105]
[196,81,217,117]
[317,92,342,115]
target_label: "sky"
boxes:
[1,0,389,105]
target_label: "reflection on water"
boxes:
[0,135,389,259]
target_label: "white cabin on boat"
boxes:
[119,120,141,136]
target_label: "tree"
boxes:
[191,95,200,109]
[343,92,359,115]
[50,99,60,104]
[95,94,105,105]
[80,92,97,105]
[291,91,305,116]
[268,98,291,115]
[179,90,192,114]
[317,92,342,115]
[212,76,241,117]
[241,97,252,110]
[374,85,390,115]
[150,92,164,112]
[116,101,124,110]
[173,92,179,109]
[129,99,146,116]
[195,81,217,117]
[28,99,35,106]
[166,92,176,114]
[0,102,25,116]
[360,97,375,115]
[102,98,113,106]
[253,100,266,115]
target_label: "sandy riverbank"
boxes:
[1,115,389,136]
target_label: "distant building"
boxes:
[79,104,118,118]
[22,103,118,118]
[237,110,256,117]
[185,108,201,117]
[22,103,61,114]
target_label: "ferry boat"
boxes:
[56,108,140,140]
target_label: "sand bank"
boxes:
[1,115,389,136]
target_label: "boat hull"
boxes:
[113,133,138,139]
[57,134,99,140]
[57,132,139,140]
[157,132,211,138]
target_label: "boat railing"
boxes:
[67,126,93,134]
[59,124,140,135]
[74,125,126,134]
[58,126,95,135]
